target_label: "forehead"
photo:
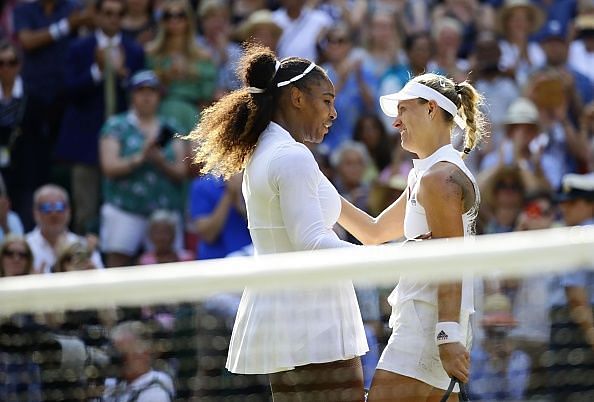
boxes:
[304,77,334,96]
[37,190,67,202]
[102,0,124,10]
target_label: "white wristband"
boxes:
[435,321,462,346]
[49,22,61,40]
[58,18,70,36]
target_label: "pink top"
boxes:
[138,250,195,265]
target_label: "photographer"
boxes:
[99,70,187,268]
[103,321,175,402]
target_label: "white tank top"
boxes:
[388,144,479,316]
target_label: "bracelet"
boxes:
[435,321,462,346]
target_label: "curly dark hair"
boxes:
[187,44,330,178]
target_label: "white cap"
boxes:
[379,80,466,129]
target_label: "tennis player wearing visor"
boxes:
[338,73,487,401]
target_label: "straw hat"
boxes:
[236,10,283,42]
[496,0,545,34]
[504,97,539,126]
[575,14,594,35]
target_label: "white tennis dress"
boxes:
[376,144,479,390]
[226,122,368,374]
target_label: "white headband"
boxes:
[246,60,283,94]
[276,62,316,87]
[379,81,466,129]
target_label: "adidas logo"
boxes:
[437,330,448,341]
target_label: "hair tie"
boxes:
[463,147,471,154]
[454,83,462,94]
[246,59,283,94]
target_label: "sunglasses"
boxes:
[37,201,68,214]
[0,58,18,68]
[162,11,187,21]
[4,249,29,259]
[495,182,522,192]
[327,37,348,45]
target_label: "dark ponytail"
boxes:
[189,44,328,178]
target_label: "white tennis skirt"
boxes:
[226,282,369,374]
[376,299,472,391]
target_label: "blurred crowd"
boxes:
[1,0,594,400]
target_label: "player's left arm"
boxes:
[418,162,476,382]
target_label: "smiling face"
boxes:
[297,78,337,143]
[392,98,432,154]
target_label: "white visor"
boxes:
[379,81,466,129]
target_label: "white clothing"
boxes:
[25,228,104,274]
[273,7,332,61]
[103,370,174,402]
[226,122,368,374]
[498,40,545,86]
[100,203,184,256]
[378,144,479,390]
[569,40,594,84]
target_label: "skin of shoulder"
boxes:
[417,161,475,239]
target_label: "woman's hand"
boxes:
[439,342,470,383]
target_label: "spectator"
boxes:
[0,233,34,277]
[580,100,594,171]
[481,97,553,191]
[13,0,94,186]
[55,0,145,235]
[103,321,175,401]
[509,189,556,398]
[548,172,594,402]
[0,173,24,243]
[352,114,393,181]
[431,16,469,82]
[568,13,594,84]
[272,0,333,60]
[331,140,372,213]
[53,238,99,272]
[479,165,526,234]
[197,0,243,98]
[235,9,283,52]
[469,31,520,155]
[138,209,194,264]
[469,293,531,401]
[189,173,251,260]
[146,0,216,135]
[99,70,186,267]
[0,41,43,230]
[359,10,404,83]
[537,19,593,122]
[121,0,156,45]
[497,0,546,86]
[25,184,103,273]
[0,235,42,402]
[318,23,378,151]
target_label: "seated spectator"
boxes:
[331,140,372,214]
[146,0,216,135]
[469,293,531,401]
[53,238,99,273]
[352,114,392,183]
[189,173,251,260]
[99,70,187,268]
[0,234,42,401]
[103,321,175,401]
[479,165,526,234]
[25,184,103,273]
[0,233,34,277]
[0,173,23,243]
[138,209,194,265]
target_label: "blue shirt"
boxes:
[189,175,251,260]
[13,0,82,101]
[550,218,594,307]
[469,344,531,401]
[321,58,378,152]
